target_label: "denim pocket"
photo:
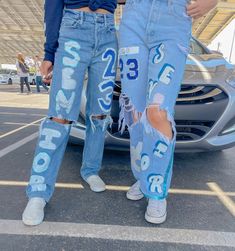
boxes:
[107,23,116,33]
[61,17,80,29]
[170,3,191,21]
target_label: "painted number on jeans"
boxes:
[98,80,114,112]
[119,58,124,79]
[98,49,116,112]
[102,48,116,79]
[120,58,139,80]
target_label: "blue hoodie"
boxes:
[44,0,117,63]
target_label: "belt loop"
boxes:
[104,14,107,27]
[79,11,83,24]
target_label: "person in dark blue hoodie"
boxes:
[22,0,117,226]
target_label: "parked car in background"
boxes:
[0,72,20,84]
[28,73,36,85]
[10,74,20,84]
[0,74,8,84]
[69,36,235,152]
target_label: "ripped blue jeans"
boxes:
[26,10,117,202]
[119,0,192,200]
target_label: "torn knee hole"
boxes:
[119,93,142,132]
[146,105,173,139]
[50,117,72,125]
[89,114,113,132]
[147,106,168,124]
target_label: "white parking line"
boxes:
[0,180,235,197]
[0,118,43,139]
[207,182,235,217]
[0,132,38,158]
[4,122,39,126]
[0,220,234,247]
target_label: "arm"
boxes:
[187,0,218,19]
[44,0,64,64]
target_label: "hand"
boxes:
[40,60,53,84]
[187,0,218,19]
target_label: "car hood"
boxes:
[185,53,234,73]
[183,53,234,84]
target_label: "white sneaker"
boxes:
[86,175,106,192]
[126,181,144,201]
[22,197,46,226]
[145,198,167,224]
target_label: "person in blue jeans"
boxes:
[34,56,49,93]
[119,0,217,224]
[22,0,117,226]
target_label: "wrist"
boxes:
[44,52,54,65]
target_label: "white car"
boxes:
[0,74,9,84]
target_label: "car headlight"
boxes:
[226,72,235,88]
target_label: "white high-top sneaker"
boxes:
[126,181,144,201]
[22,197,46,226]
[86,175,106,192]
[145,198,167,224]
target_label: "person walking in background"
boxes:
[34,55,49,93]
[16,53,31,94]
[119,0,218,224]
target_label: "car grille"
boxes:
[108,84,228,142]
[176,85,227,105]
[114,84,228,104]
[175,120,215,141]
[109,120,215,141]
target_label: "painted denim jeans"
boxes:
[27,10,117,202]
[119,0,192,200]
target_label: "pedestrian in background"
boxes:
[34,55,49,93]
[16,53,31,94]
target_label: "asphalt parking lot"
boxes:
[0,84,235,251]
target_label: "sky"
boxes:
[208,19,235,64]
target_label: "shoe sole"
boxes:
[22,215,44,226]
[126,192,144,201]
[144,212,167,224]
[90,186,106,193]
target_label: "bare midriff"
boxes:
[74,7,111,14]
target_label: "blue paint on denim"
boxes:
[27,10,117,202]
[119,0,192,199]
